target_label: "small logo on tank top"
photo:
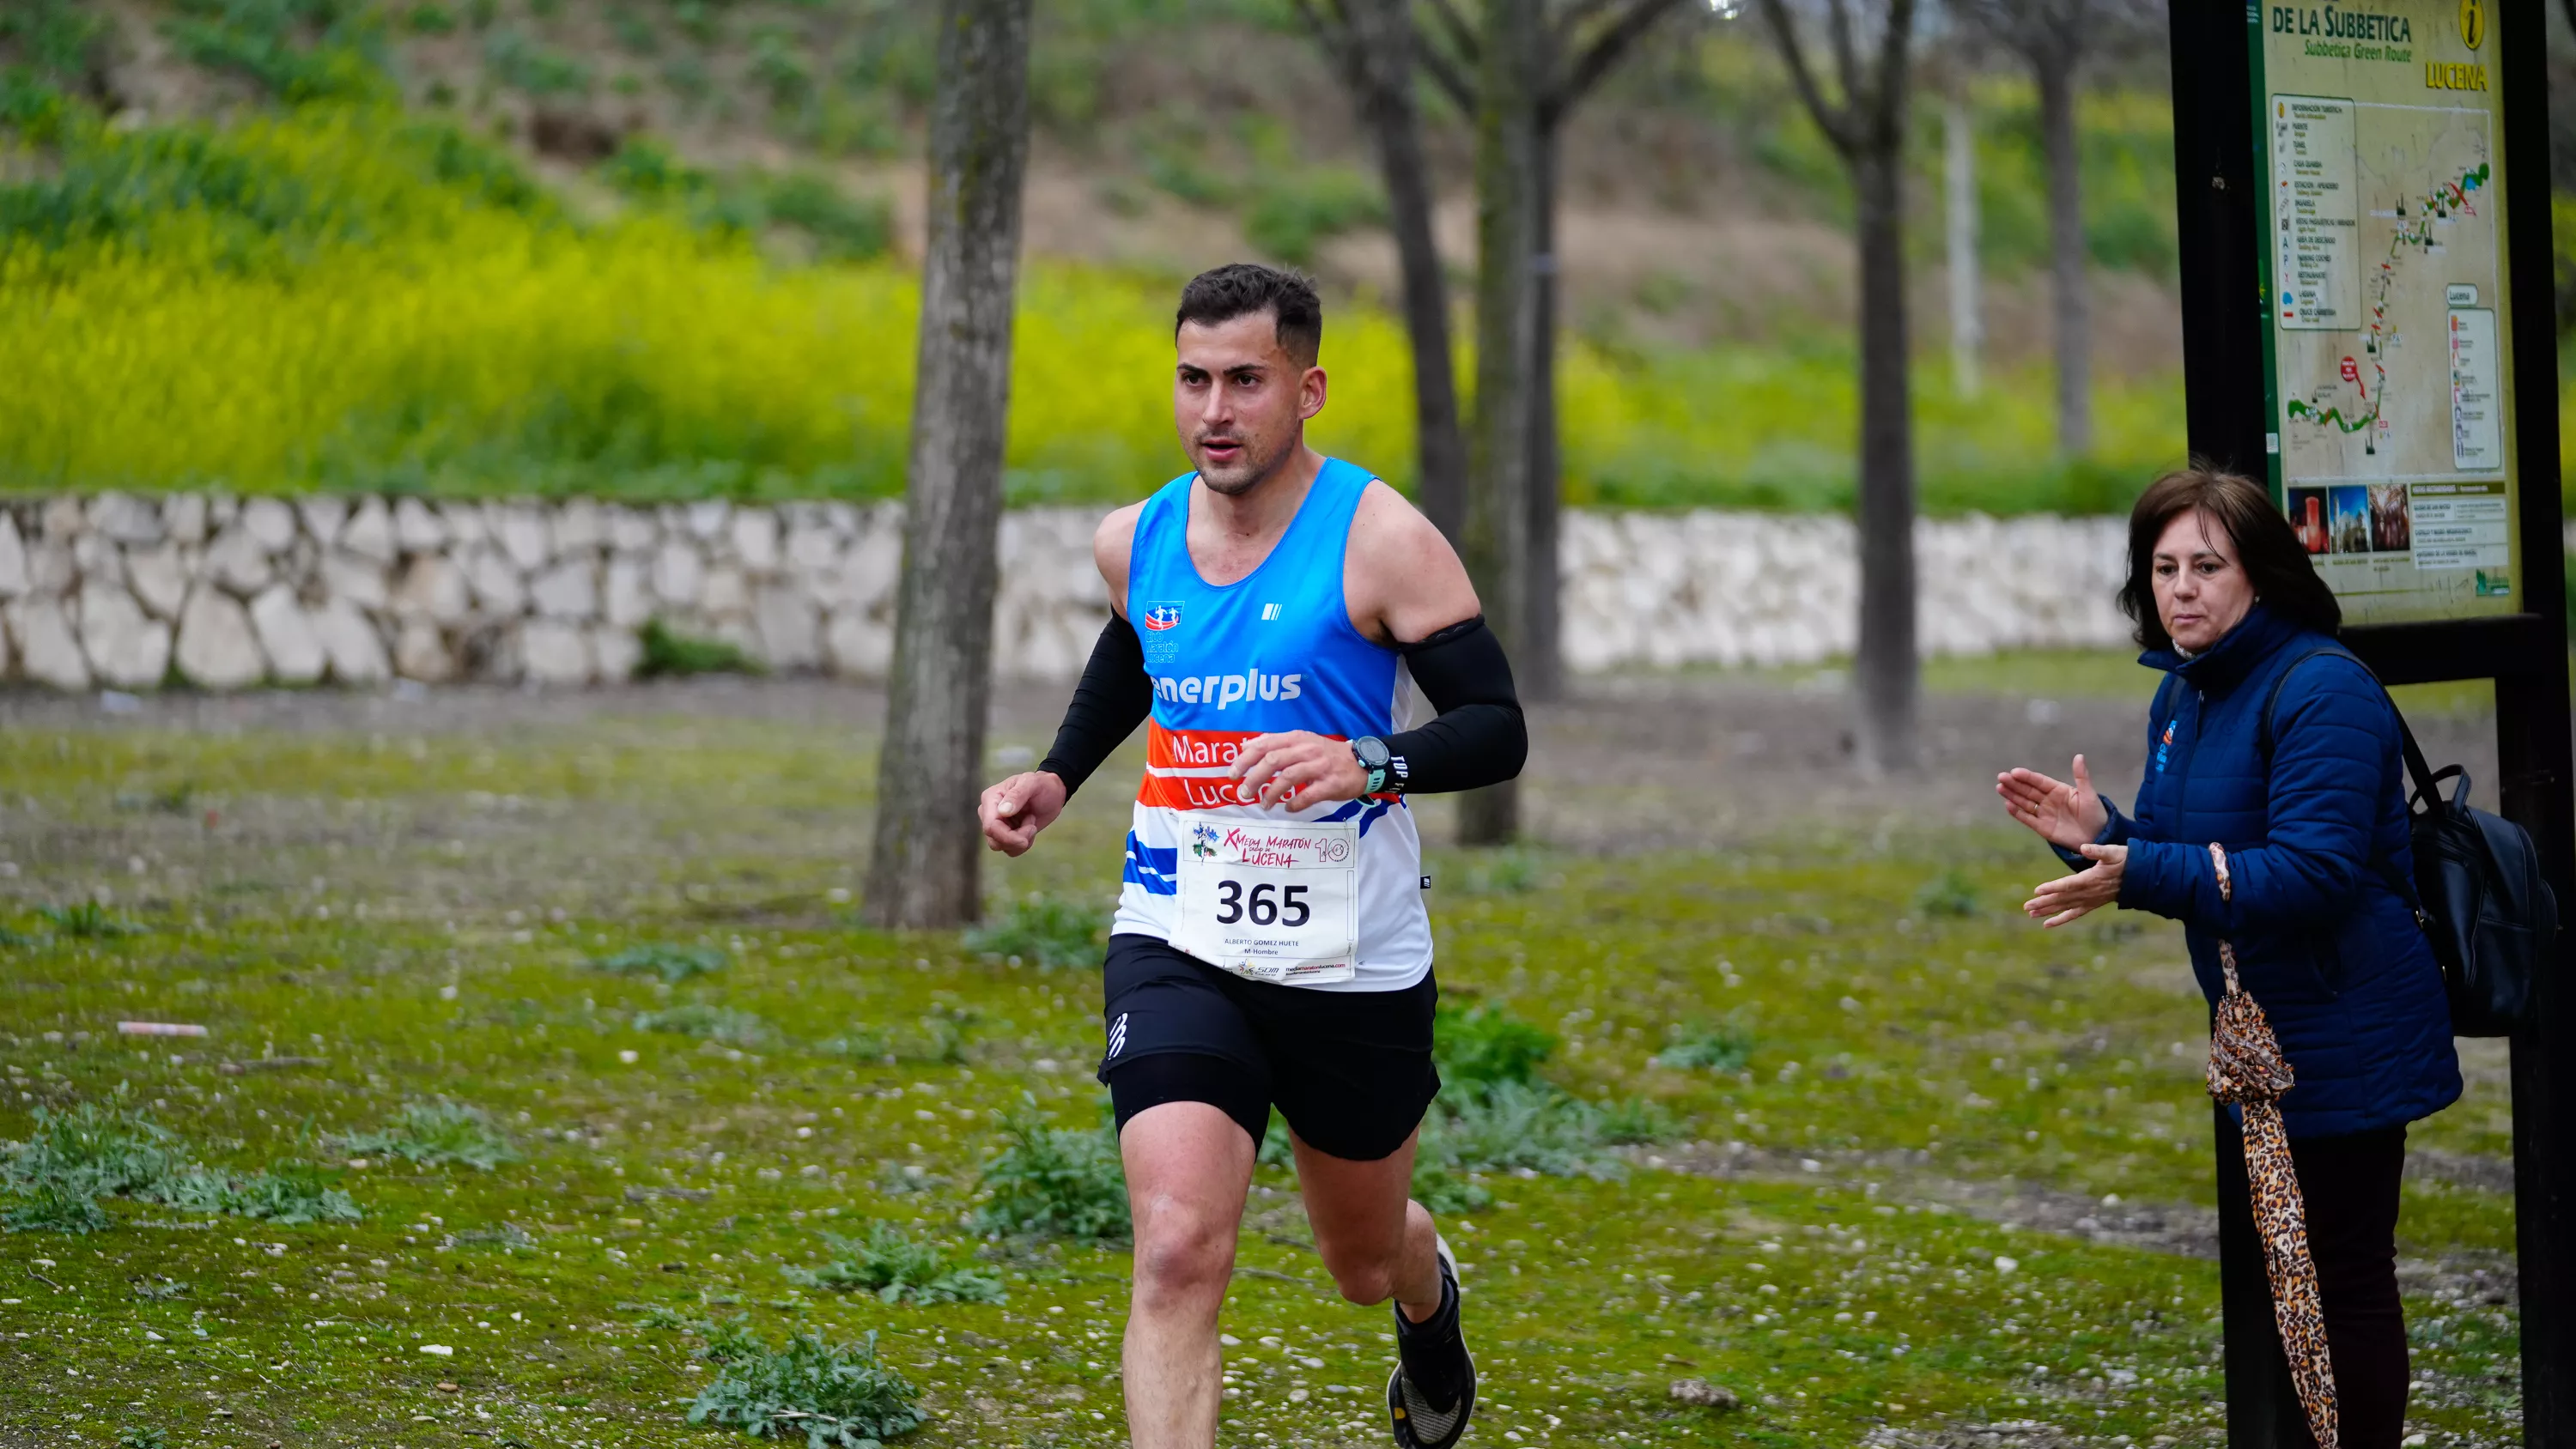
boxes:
[1261,603,1282,621]
[1141,603,1184,631]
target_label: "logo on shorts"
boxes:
[1141,603,1184,632]
[1105,1012,1129,1059]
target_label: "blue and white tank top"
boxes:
[1114,458,1431,991]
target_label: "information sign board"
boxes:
[2250,0,2521,621]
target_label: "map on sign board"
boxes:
[2253,0,2520,623]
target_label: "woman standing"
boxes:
[1997,468,2460,1449]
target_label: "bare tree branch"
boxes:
[1826,0,1865,121]
[1550,0,1690,115]
[1759,0,1860,155]
[1416,0,1481,114]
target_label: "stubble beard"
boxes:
[1194,430,1293,499]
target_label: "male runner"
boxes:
[978,263,1526,1449]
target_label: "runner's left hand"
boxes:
[1229,731,1370,809]
[2024,843,2126,928]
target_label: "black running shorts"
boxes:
[1097,933,1440,1163]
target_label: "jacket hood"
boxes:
[2138,603,2311,696]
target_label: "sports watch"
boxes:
[1351,736,1408,797]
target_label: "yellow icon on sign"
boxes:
[2459,0,2485,49]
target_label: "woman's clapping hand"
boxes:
[2024,843,2127,928]
[1996,755,2110,849]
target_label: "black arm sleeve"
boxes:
[1036,615,1153,799]
[1384,615,1527,795]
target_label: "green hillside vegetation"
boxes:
[2,0,2568,512]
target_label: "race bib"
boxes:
[1170,817,1359,985]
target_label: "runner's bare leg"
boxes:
[1294,1128,1443,1322]
[1121,1101,1257,1449]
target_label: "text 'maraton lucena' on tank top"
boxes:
[1114,458,1432,992]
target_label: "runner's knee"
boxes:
[1133,1219,1234,1308]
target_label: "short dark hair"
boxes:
[2119,464,2342,650]
[1175,263,1321,364]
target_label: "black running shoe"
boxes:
[1387,1236,1475,1448]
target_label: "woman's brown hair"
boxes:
[2119,465,2342,651]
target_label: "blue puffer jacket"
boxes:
[2053,603,2461,1139]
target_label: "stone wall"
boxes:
[0,494,2132,692]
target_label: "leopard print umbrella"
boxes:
[2205,843,2339,1449]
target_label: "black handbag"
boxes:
[2263,648,2556,1036]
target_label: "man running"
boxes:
[978,262,1526,1449]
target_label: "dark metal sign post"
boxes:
[2167,0,2571,1444]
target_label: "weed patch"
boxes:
[634,1003,775,1049]
[962,896,1106,970]
[785,1225,1003,1305]
[1654,1018,1755,1073]
[37,900,143,937]
[1914,869,1984,918]
[637,620,762,677]
[685,1324,925,1448]
[1433,1002,1557,1094]
[331,1099,514,1170]
[0,1104,358,1231]
[973,1104,1129,1243]
[593,942,726,984]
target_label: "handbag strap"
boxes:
[2208,842,2242,995]
[2257,645,2434,919]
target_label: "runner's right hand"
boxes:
[980,771,1069,857]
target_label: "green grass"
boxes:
[0,706,2522,1446]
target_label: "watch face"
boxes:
[1355,737,1390,768]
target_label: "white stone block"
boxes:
[753,585,821,670]
[392,555,471,625]
[240,497,298,553]
[163,494,210,547]
[520,619,592,686]
[8,594,88,691]
[460,546,526,615]
[440,501,489,549]
[248,585,325,684]
[685,500,732,540]
[824,609,891,676]
[702,566,749,618]
[174,587,265,689]
[40,496,85,540]
[320,549,390,612]
[730,509,781,571]
[591,623,641,683]
[653,540,703,607]
[785,521,840,573]
[125,543,189,620]
[495,505,551,573]
[0,512,23,598]
[393,618,455,682]
[552,499,606,554]
[313,597,391,684]
[300,497,349,548]
[393,497,448,552]
[202,525,273,596]
[529,560,597,620]
[604,555,653,627]
[29,542,74,595]
[339,498,396,562]
[606,505,658,553]
[77,583,170,689]
[88,492,163,546]
[73,532,123,589]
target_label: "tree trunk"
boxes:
[2037,62,2092,458]
[863,0,1034,929]
[1851,145,1919,774]
[1343,0,1469,547]
[1521,119,1564,703]
[1457,0,1541,846]
[1942,87,1983,399]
